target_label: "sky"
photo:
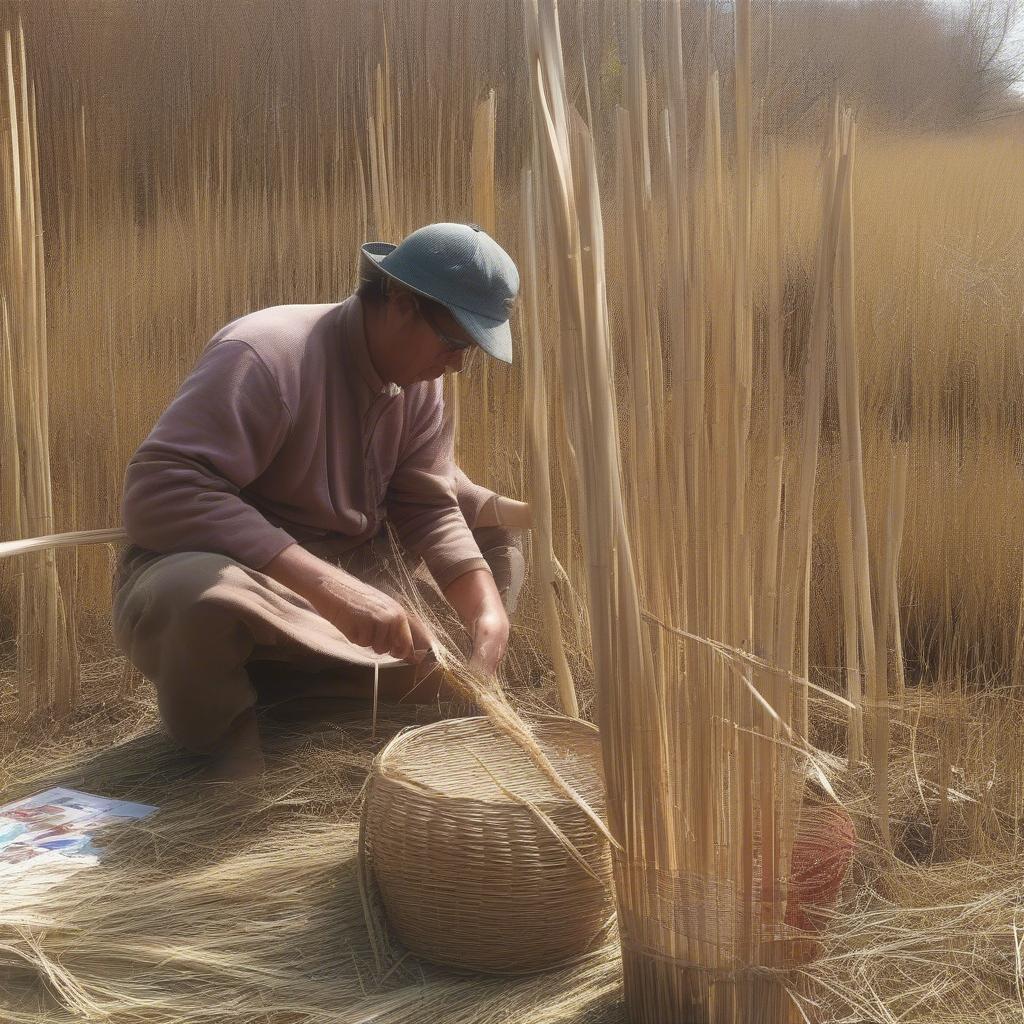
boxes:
[938,0,1024,93]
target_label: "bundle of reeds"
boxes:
[829,112,910,846]
[523,0,862,1018]
[0,21,77,718]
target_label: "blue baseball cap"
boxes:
[360,223,520,364]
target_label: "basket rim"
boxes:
[371,713,602,809]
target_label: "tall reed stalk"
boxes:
[521,165,579,718]
[0,21,77,718]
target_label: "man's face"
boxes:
[388,293,476,386]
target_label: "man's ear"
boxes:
[389,286,419,320]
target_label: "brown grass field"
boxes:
[2,1,1024,1021]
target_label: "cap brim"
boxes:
[449,306,513,364]
[360,241,398,265]
[360,241,513,364]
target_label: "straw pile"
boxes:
[0,672,625,1024]
[5,653,1024,1024]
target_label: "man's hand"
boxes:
[260,543,433,664]
[312,570,433,662]
[443,568,510,675]
[467,607,510,674]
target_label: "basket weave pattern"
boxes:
[362,715,614,974]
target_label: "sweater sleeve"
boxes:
[453,466,498,529]
[385,382,491,590]
[121,339,297,569]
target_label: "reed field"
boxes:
[2,0,1024,1021]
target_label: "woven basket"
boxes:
[361,714,614,974]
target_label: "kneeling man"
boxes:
[112,223,529,778]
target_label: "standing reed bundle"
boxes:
[520,166,579,718]
[449,89,501,484]
[524,0,857,1018]
[831,112,910,846]
[0,20,78,718]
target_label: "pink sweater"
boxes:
[121,295,495,589]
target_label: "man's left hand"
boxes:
[442,568,510,676]
[468,606,510,675]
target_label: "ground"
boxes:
[0,641,624,1024]
[2,640,1023,1023]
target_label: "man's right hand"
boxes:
[259,543,433,664]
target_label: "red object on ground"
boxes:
[784,803,858,932]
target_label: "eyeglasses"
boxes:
[414,297,473,353]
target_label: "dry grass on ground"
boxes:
[3,639,1024,1023]
[0,641,624,1024]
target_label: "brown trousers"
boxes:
[111,526,525,754]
